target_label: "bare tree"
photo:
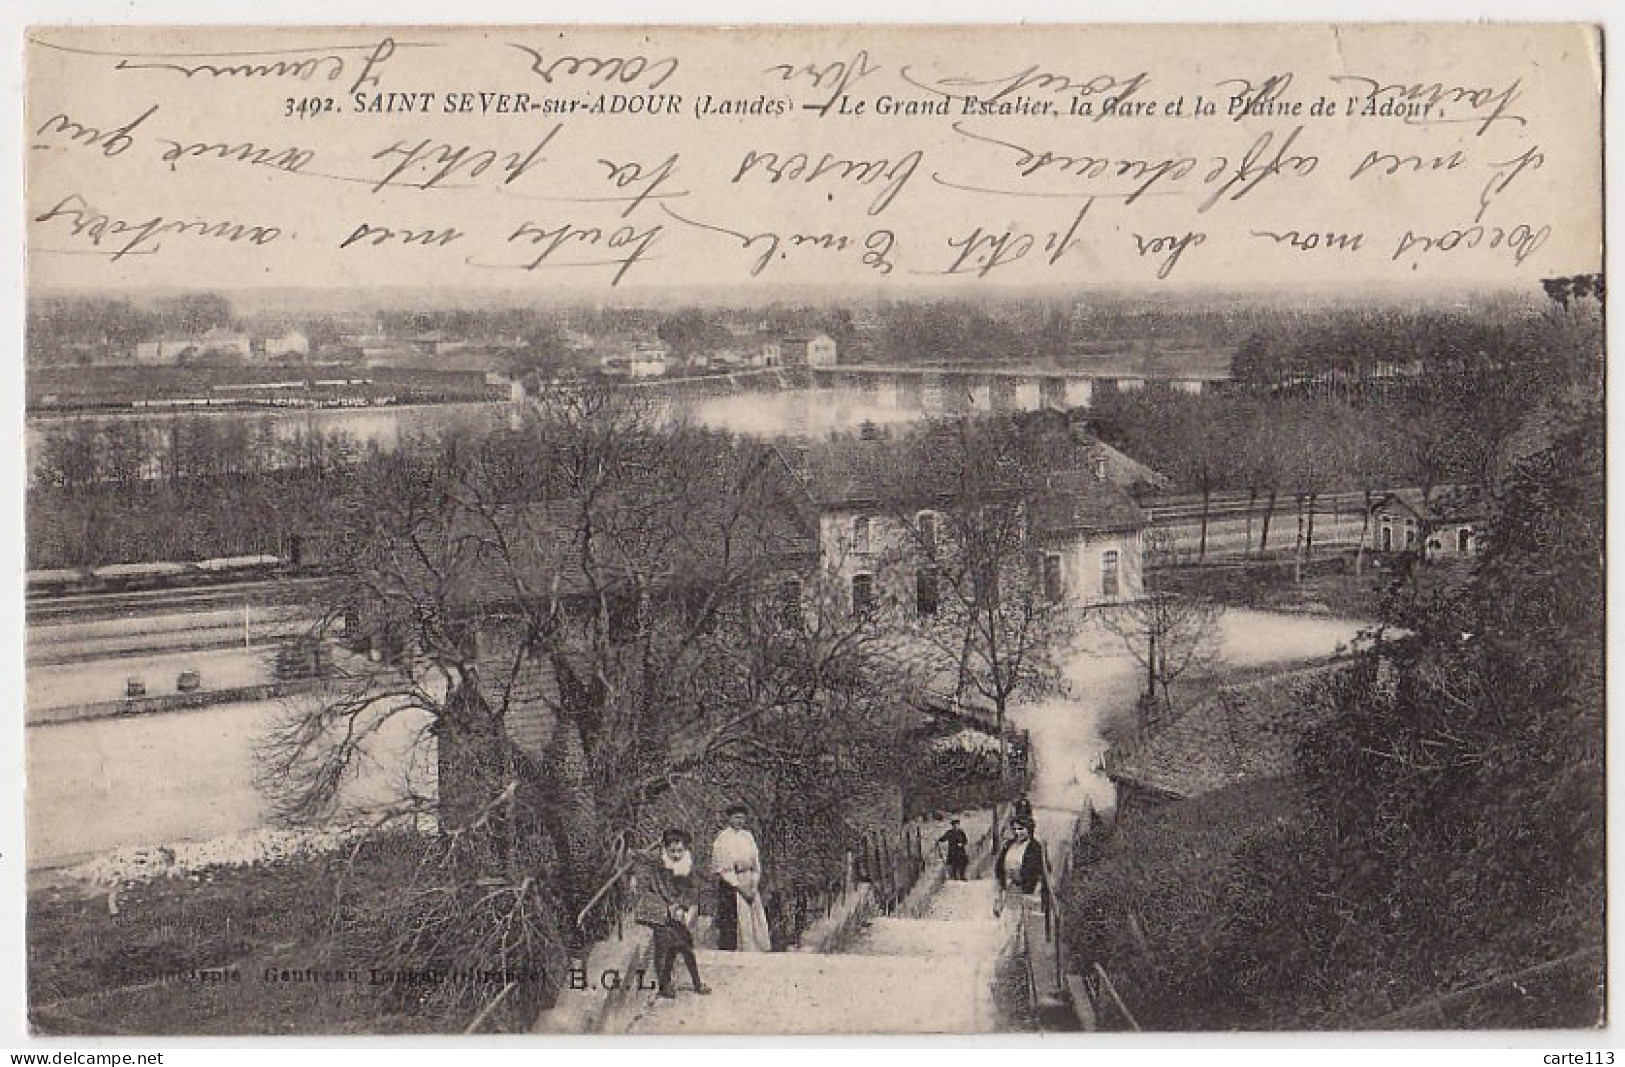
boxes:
[257,386,913,1028]
[870,417,1080,763]
[1099,530,1224,727]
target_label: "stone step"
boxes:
[692,947,962,973]
[624,947,996,1034]
[621,869,1017,1033]
[921,878,998,921]
[849,916,1012,959]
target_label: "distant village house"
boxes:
[263,329,311,359]
[764,333,838,369]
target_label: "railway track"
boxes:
[1140,487,1379,524]
[26,575,329,625]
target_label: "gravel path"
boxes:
[27,693,432,870]
[27,647,274,713]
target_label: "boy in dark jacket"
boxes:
[634,828,711,998]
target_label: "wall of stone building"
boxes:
[819,507,929,613]
[1049,529,1145,607]
[821,506,1149,616]
[1374,504,1423,554]
[468,615,561,765]
[1424,520,1480,560]
[820,505,1037,615]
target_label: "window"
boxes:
[1458,528,1473,554]
[853,515,872,554]
[1101,550,1120,598]
[1381,524,1393,552]
[917,511,937,554]
[916,568,939,617]
[340,602,362,649]
[1092,456,1108,483]
[972,560,1000,608]
[851,573,874,615]
[1043,553,1065,603]
[607,591,642,644]
[1405,527,1417,549]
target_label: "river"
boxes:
[26,381,1071,481]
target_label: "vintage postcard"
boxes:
[18,22,1604,1037]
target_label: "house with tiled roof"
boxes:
[782,415,1149,618]
[767,332,838,368]
[1028,468,1151,607]
[1369,485,1487,561]
[321,468,818,778]
[1104,661,1348,813]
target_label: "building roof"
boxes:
[1374,485,1487,523]
[789,417,1151,533]
[1093,438,1172,494]
[1029,470,1148,535]
[450,492,813,612]
[791,429,1011,509]
[1107,662,1346,801]
[318,447,819,615]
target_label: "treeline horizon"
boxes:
[28,285,1555,368]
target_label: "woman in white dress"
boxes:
[711,803,773,952]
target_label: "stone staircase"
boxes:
[623,877,1008,1035]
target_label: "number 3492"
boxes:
[285,97,337,118]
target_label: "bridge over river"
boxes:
[812,362,1226,406]
[614,361,1229,437]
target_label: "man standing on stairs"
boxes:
[635,828,712,999]
[937,818,970,881]
[712,803,774,952]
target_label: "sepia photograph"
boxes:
[12,19,1607,1040]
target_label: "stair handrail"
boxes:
[1092,962,1143,1031]
[574,831,653,941]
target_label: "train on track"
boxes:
[26,554,296,598]
[26,487,1416,601]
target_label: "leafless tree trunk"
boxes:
[1259,487,1277,557]
[1099,591,1224,720]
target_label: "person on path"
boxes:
[936,818,970,881]
[993,815,1049,916]
[634,828,711,999]
[711,803,773,952]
